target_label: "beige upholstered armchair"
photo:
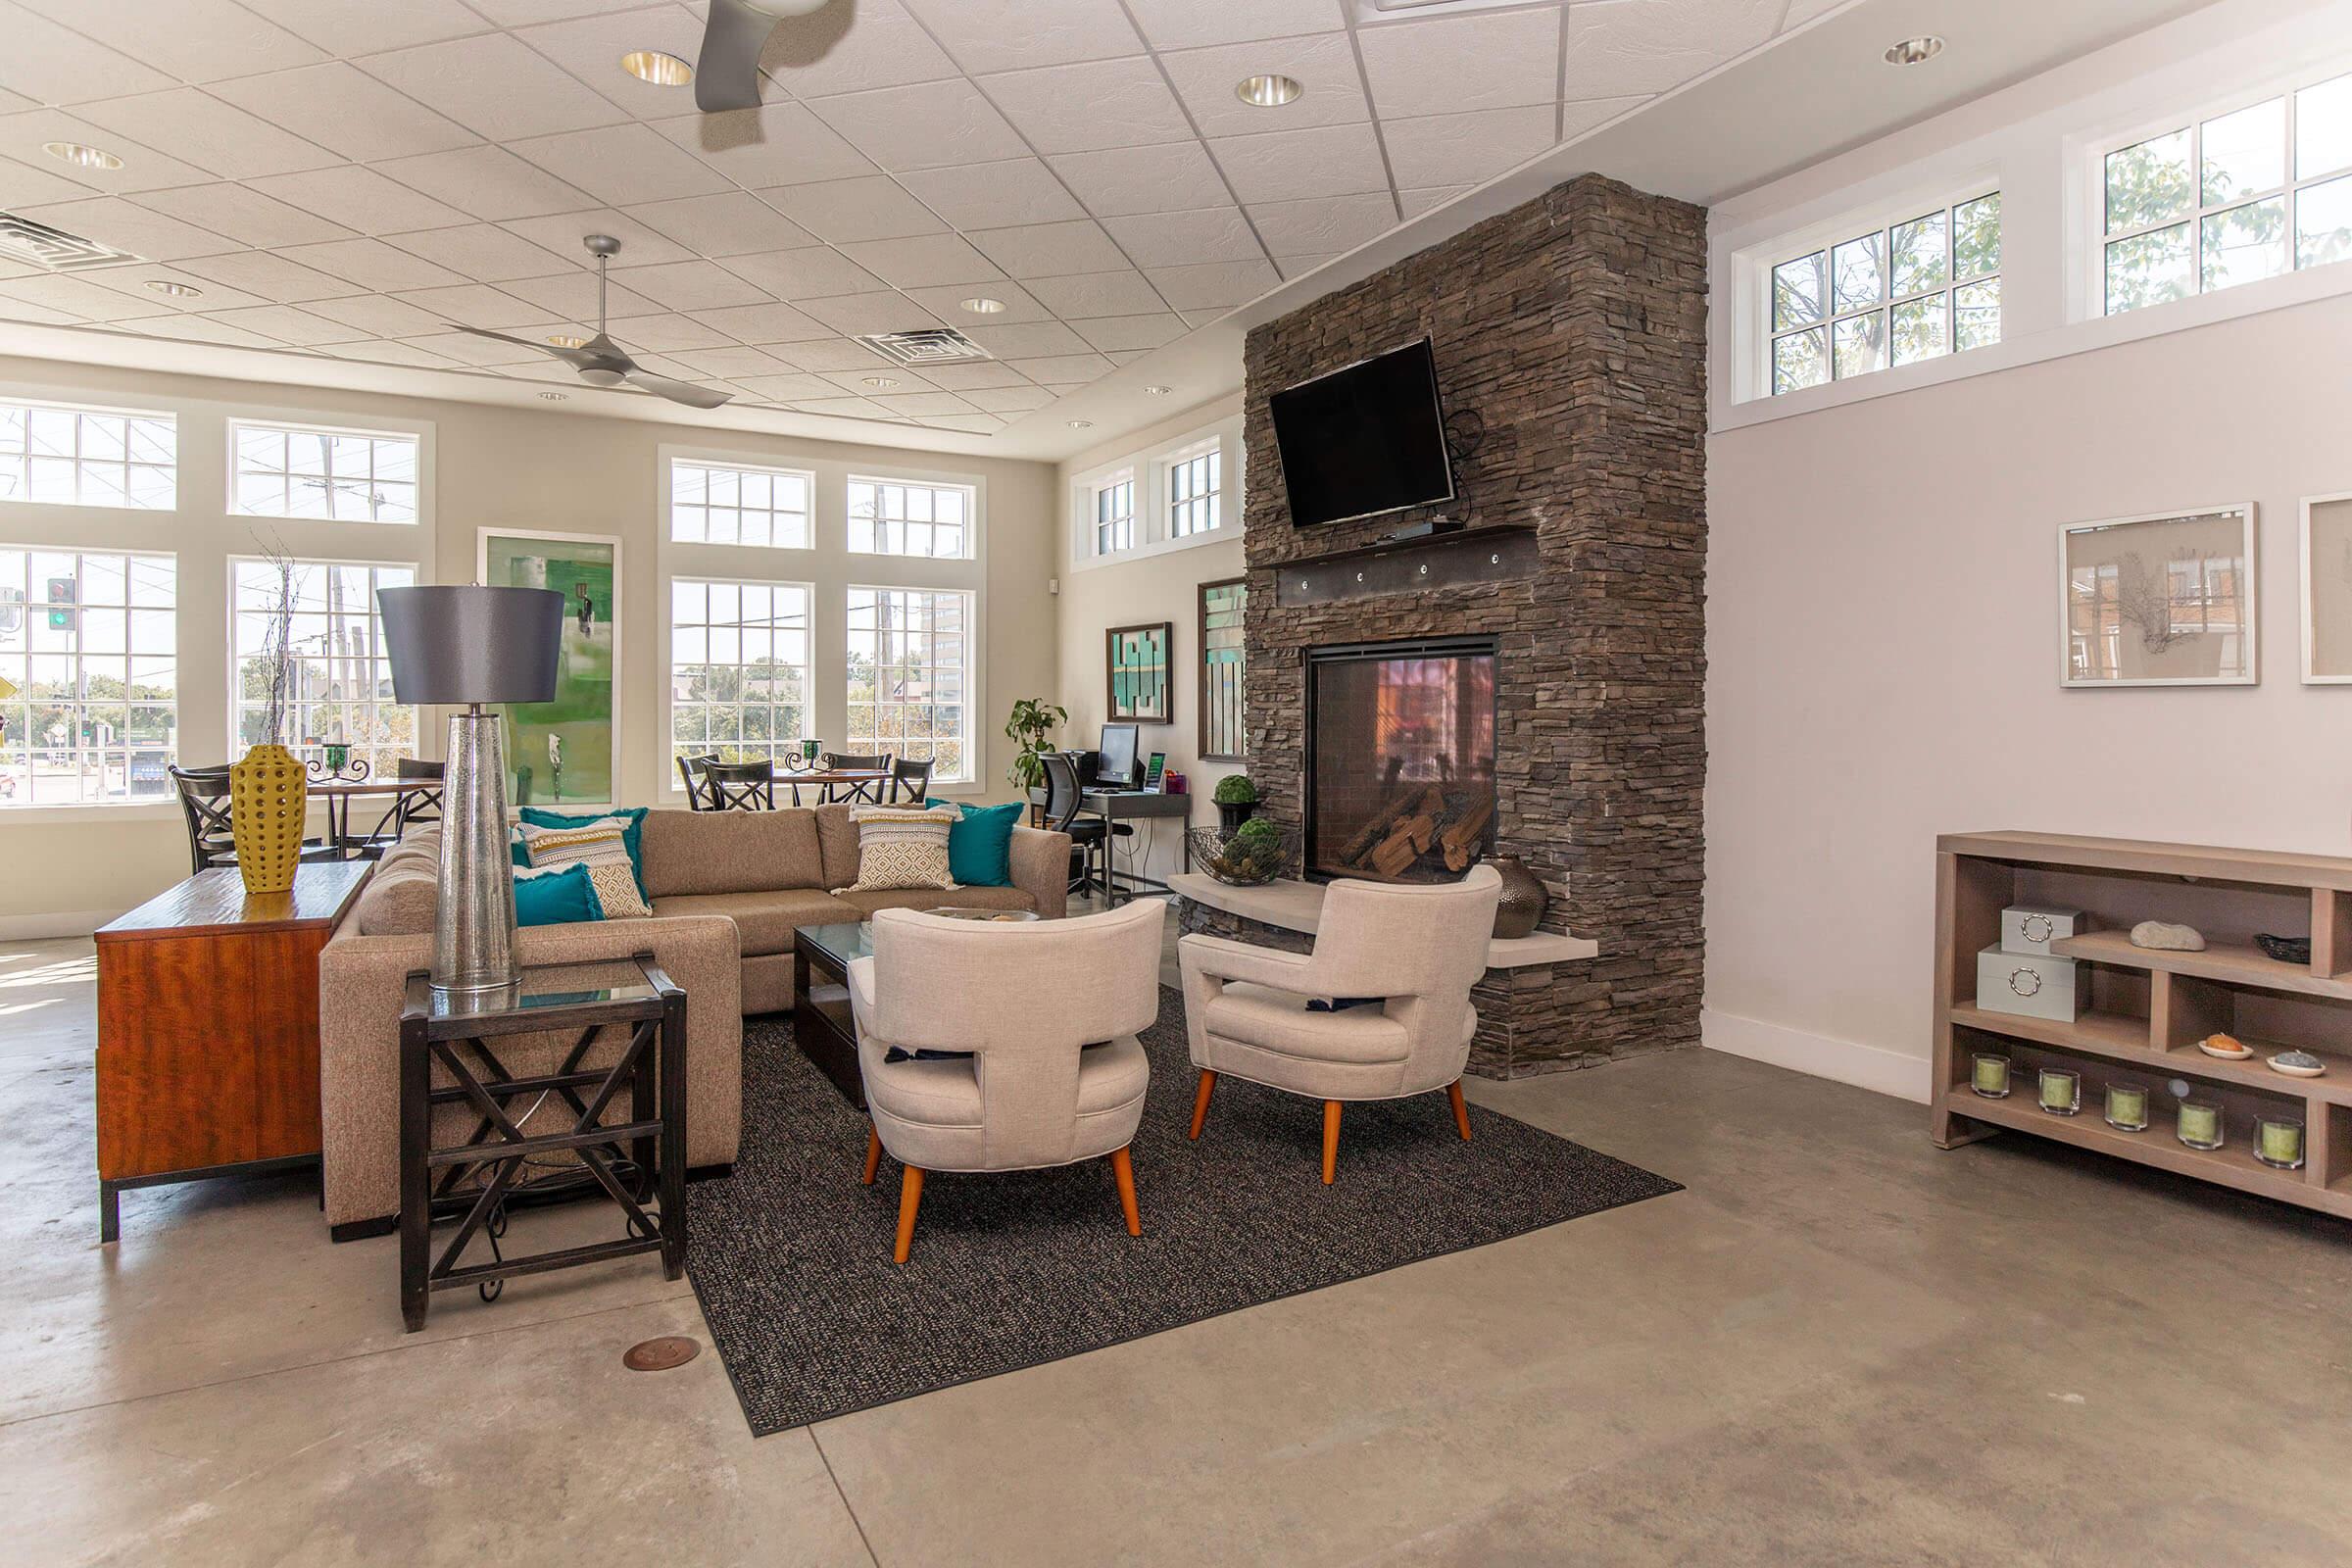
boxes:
[1178,865,1503,1184]
[848,899,1164,1262]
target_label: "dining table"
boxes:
[306,777,442,859]
[762,764,895,806]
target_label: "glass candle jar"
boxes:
[2104,1081,2149,1132]
[2038,1068,2082,1115]
[1971,1054,2012,1098]
[2254,1114,2306,1170]
[2178,1097,2225,1151]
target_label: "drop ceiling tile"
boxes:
[956,319,1091,359]
[19,197,240,262]
[280,238,467,293]
[896,160,1084,231]
[75,264,269,314]
[683,299,835,343]
[513,122,730,208]
[870,390,979,417]
[602,313,735,351]
[837,234,1004,289]
[359,34,629,143]
[398,285,570,332]
[1397,184,1469,220]
[959,383,1053,413]
[0,89,33,117]
[757,177,945,243]
[0,4,175,106]
[301,293,451,339]
[964,220,1128,279]
[1098,207,1262,268]
[1378,106,1554,190]
[727,371,843,402]
[1143,257,1278,311]
[173,249,362,303]
[403,327,559,365]
[247,167,475,235]
[75,90,341,181]
[650,346,791,379]
[1245,192,1396,257]
[1102,349,1151,366]
[922,413,1007,434]
[771,337,899,371]
[1160,32,1369,139]
[1560,94,1649,141]
[385,223,581,283]
[1005,351,1113,384]
[816,368,932,396]
[902,281,1051,326]
[0,156,96,211]
[1208,122,1387,203]
[789,396,896,420]
[764,0,959,97]
[373,145,600,222]
[231,0,490,55]
[720,246,886,300]
[199,304,357,347]
[1174,310,1223,329]
[608,260,770,311]
[621,192,812,258]
[125,314,279,348]
[514,6,707,122]
[501,209,694,269]
[212,64,480,164]
[323,340,462,369]
[1070,313,1186,353]
[791,291,945,336]
[1049,142,1231,219]
[0,272,176,319]
[1121,0,1345,50]
[133,183,353,249]
[17,0,325,83]
[1024,269,1167,319]
[914,360,1032,390]
[979,58,1192,155]
[466,0,657,23]
[654,107,879,189]
[1272,253,1334,281]
[1562,0,1781,99]
[1784,0,1846,24]
[495,270,662,321]
[899,0,1144,76]
[805,81,1028,172]
[1357,8,1560,119]
[0,111,217,194]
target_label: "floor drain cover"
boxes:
[623,1336,701,1372]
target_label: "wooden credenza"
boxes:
[96,861,371,1241]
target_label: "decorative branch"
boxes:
[254,537,296,746]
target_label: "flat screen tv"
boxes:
[1269,338,1454,526]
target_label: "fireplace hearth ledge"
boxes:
[1166,872,1597,968]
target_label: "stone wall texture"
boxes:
[1238,172,1709,1077]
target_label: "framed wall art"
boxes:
[478,528,620,804]
[2058,504,2257,687]
[1105,620,1173,724]
[1199,575,1247,760]
[2301,492,2352,683]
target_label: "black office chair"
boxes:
[706,758,775,810]
[676,752,719,811]
[822,751,891,805]
[887,756,934,805]
[1042,752,1110,900]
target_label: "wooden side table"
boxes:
[96,860,372,1242]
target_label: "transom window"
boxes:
[0,402,174,511]
[1168,446,1220,537]
[230,421,418,523]
[847,587,970,782]
[669,460,812,550]
[0,548,176,806]
[850,477,972,559]
[2100,73,2352,315]
[1094,474,1134,556]
[668,578,812,771]
[231,560,415,772]
[1770,192,2002,395]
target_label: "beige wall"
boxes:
[1052,393,1246,886]
[0,355,1055,932]
[1704,293,2352,1098]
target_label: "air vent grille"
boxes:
[0,212,142,272]
[855,327,992,366]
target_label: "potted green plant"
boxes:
[1004,697,1068,792]
[1211,772,1259,832]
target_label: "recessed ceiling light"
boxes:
[862,375,900,388]
[547,334,587,349]
[1068,418,1093,428]
[43,141,122,171]
[620,50,693,86]
[1145,384,1172,397]
[537,390,568,400]
[145,279,201,298]
[959,295,1006,315]
[1235,74,1301,109]
[1884,35,1944,66]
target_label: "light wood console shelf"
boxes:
[1935,831,2352,1221]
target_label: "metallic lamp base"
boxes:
[432,706,520,999]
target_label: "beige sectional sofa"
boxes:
[316,803,1070,1236]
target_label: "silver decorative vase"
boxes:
[1489,856,1547,939]
[432,705,519,1000]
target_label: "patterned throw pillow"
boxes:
[516,819,652,918]
[833,806,960,895]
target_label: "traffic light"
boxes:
[45,576,74,632]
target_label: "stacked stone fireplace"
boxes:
[1183,172,1708,1078]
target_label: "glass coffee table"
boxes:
[793,911,1041,1106]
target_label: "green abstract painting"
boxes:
[480,530,618,805]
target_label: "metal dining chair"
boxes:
[352,758,444,858]
[676,752,720,811]
[887,756,934,805]
[706,759,776,811]
[169,763,239,873]
[821,751,891,805]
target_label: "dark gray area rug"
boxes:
[687,991,1679,1434]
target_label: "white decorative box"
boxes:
[1977,945,2088,1022]
[2001,906,2086,956]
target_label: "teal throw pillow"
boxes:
[518,806,648,898]
[514,861,604,926]
[927,798,1023,887]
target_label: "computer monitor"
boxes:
[1095,722,1140,788]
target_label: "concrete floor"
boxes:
[7,925,2352,1567]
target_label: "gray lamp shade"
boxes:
[376,585,564,706]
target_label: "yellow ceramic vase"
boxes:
[228,743,309,894]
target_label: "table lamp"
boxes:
[377,585,564,1000]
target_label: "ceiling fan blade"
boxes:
[623,368,733,410]
[696,0,779,113]
[448,322,601,369]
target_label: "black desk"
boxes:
[1027,787,1194,904]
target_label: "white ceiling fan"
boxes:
[445,235,731,411]
[696,0,835,114]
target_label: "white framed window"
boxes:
[0,402,174,511]
[1167,443,1220,537]
[668,578,813,770]
[669,459,812,549]
[2097,71,2352,316]
[0,547,176,806]
[1093,473,1135,557]
[231,559,416,772]
[229,420,417,523]
[846,586,971,783]
[1769,192,2002,394]
[849,477,972,559]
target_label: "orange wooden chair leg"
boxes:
[1321,1100,1342,1185]
[861,1125,883,1185]
[893,1165,925,1263]
[1189,1068,1217,1140]
[1110,1146,1142,1236]
[1446,1080,1473,1142]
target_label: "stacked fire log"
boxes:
[1333,781,1494,879]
